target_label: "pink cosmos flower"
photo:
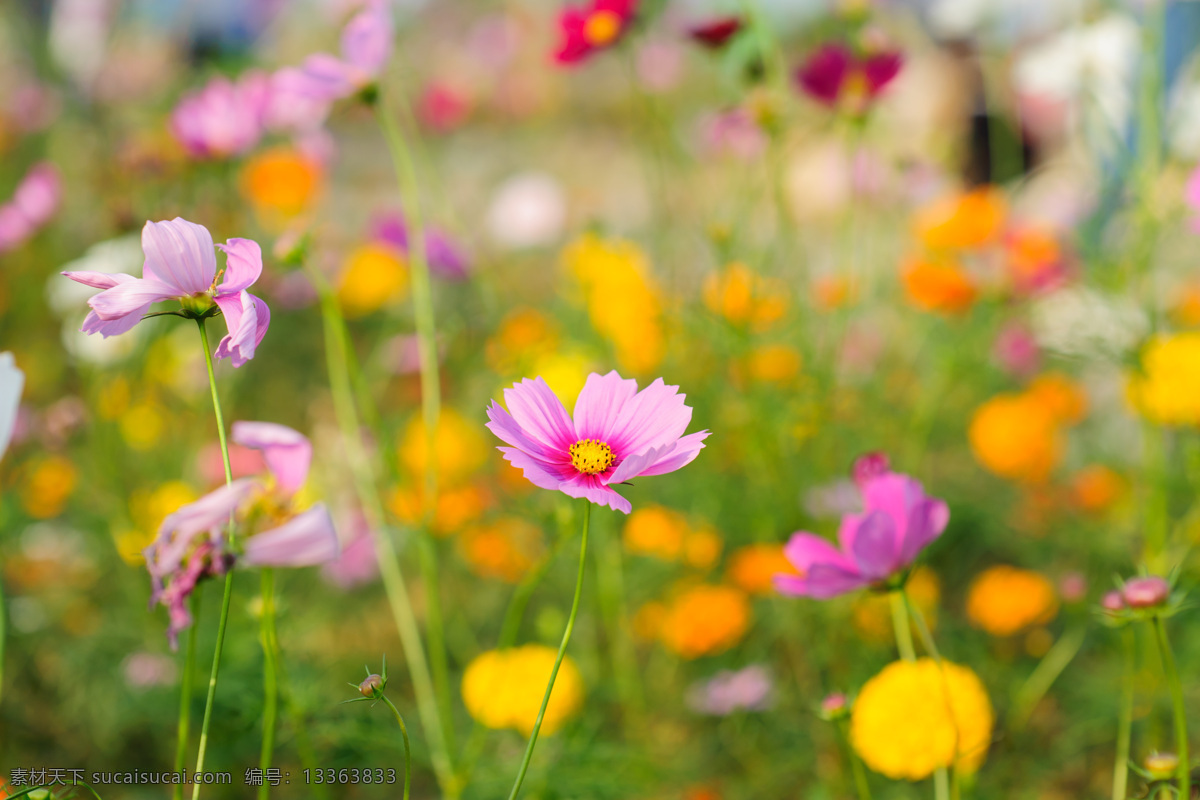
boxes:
[775,467,949,599]
[62,218,270,367]
[145,421,337,647]
[372,211,470,281]
[554,0,638,66]
[169,72,271,160]
[0,162,61,254]
[686,665,773,715]
[486,371,709,514]
[795,43,902,112]
[285,0,394,105]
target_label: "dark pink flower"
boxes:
[169,72,271,160]
[486,371,709,513]
[795,43,902,112]
[776,469,949,599]
[418,84,471,133]
[687,16,742,50]
[554,0,638,66]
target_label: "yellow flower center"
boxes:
[569,438,616,475]
[583,10,622,47]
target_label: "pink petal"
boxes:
[774,564,870,599]
[897,497,949,565]
[606,442,675,484]
[573,370,639,442]
[502,377,577,451]
[341,0,393,75]
[497,446,569,491]
[559,473,632,513]
[62,270,137,290]
[141,218,217,294]
[214,291,266,368]
[861,473,924,543]
[847,509,899,580]
[241,505,340,568]
[216,238,263,293]
[88,277,179,320]
[81,307,150,337]
[863,51,903,96]
[231,421,312,493]
[606,377,693,456]
[149,479,258,578]
[782,532,858,574]
[299,53,359,102]
[634,430,709,477]
[486,401,569,463]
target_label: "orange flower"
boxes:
[1171,283,1200,327]
[240,147,321,218]
[21,455,78,519]
[683,526,723,570]
[1069,465,1124,514]
[1027,372,1087,424]
[727,543,798,595]
[659,584,751,658]
[388,483,492,536]
[902,257,977,314]
[812,275,858,311]
[485,308,559,376]
[458,517,544,583]
[914,187,1006,250]
[702,262,788,330]
[623,505,687,560]
[337,243,408,317]
[969,393,1062,483]
[966,565,1058,636]
[1005,226,1065,292]
[746,344,803,385]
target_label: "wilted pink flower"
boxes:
[687,16,742,50]
[686,666,773,715]
[170,72,271,159]
[776,468,949,599]
[1122,576,1170,609]
[795,43,902,112]
[145,421,337,647]
[486,371,709,513]
[285,0,394,105]
[554,0,638,66]
[0,162,61,254]
[372,212,470,281]
[62,218,270,366]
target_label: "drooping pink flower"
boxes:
[0,162,61,254]
[686,16,742,50]
[554,0,638,66]
[775,468,949,599]
[62,218,270,367]
[284,0,394,106]
[486,371,709,513]
[795,43,902,112]
[372,211,470,281]
[169,71,272,160]
[144,421,337,647]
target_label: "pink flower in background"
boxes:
[287,0,394,104]
[169,72,271,159]
[418,84,471,132]
[0,162,61,254]
[776,466,949,599]
[554,0,637,65]
[994,324,1041,377]
[687,666,773,715]
[699,109,767,160]
[372,211,470,281]
[123,652,178,689]
[687,16,742,50]
[145,421,337,647]
[795,43,902,111]
[62,218,270,367]
[321,511,380,589]
[486,371,709,513]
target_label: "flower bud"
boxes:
[819,692,850,720]
[1100,590,1125,613]
[359,673,386,699]
[1145,751,1180,780]
[1122,576,1170,609]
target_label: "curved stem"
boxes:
[1153,616,1189,798]
[898,589,954,799]
[837,719,871,800]
[259,569,279,800]
[1013,624,1087,731]
[173,591,200,800]
[382,696,412,800]
[1113,627,1134,800]
[192,319,237,800]
[506,502,591,800]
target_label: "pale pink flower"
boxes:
[285,0,393,106]
[0,162,61,253]
[169,72,271,159]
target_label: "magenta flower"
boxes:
[62,218,270,366]
[286,0,394,105]
[145,421,337,647]
[795,43,902,111]
[554,0,638,66]
[775,468,949,599]
[0,162,61,254]
[686,16,742,50]
[372,211,470,281]
[169,72,271,159]
[486,371,709,513]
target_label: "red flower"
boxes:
[687,16,742,50]
[554,0,638,65]
[795,43,902,111]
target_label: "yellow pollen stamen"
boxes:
[569,438,616,475]
[583,10,622,47]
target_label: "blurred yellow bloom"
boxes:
[623,505,687,560]
[632,600,667,642]
[682,526,722,570]
[966,565,1058,637]
[726,543,798,596]
[914,187,1006,250]
[458,517,544,583]
[120,400,166,451]
[461,645,583,735]
[338,243,408,317]
[745,344,802,385]
[969,393,1062,483]
[388,483,491,536]
[21,455,78,519]
[1171,283,1200,328]
[1128,333,1200,426]
[1069,465,1124,514]
[398,408,487,488]
[659,584,750,658]
[851,658,993,779]
[485,308,559,377]
[902,257,977,314]
[1026,372,1087,425]
[528,348,592,406]
[120,481,199,566]
[702,262,788,330]
[240,146,321,219]
[853,567,940,642]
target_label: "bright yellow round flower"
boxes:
[965,566,1058,636]
[461,645,583,735]
[851,658,993,780]
[659,584,750,659]
[337,243,408,317]
[1128,332,1200,425]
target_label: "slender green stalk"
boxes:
[1153,616,1189,797]
[173,592,200,800]
[904,591,943,663]
[373,95,456,759]
[304,263,456,797]
[837,719,871,800]
[506,502,591,800]
[1012,624,1087,731]
[1113,627,1134,800]
[259,569,279,800]
[889,590,916,662]
[192,319,237,800]
[934,768,950,800]
[381,696,413,800]
[898,589,954,799]
[594,518,643,721]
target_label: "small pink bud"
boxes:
[852,452,890,487]
[359,673,386,699]
[1101,590,1126,613]
[1122,576,1170,609]
[820,692,849,720]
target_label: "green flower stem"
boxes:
[381,696,413,800]
[1113,627,1135,800]
[173,591,200,800]
[1153,615,1189,797]
[1012,623,1087,731]
[192,319,237,800]
[594,518,644,724]
[373,95,456,760]
[934,767,950,800]
[903,590,943,663]
[836,718,872,800]
[506,501,591,800]
[305,263,456,798]
[889,590,916,662]
[258,568,279,800]
[897,589,955,800]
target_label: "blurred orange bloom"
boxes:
[659,584,750,658]
[240,147,322,219]
[398,408,488,488]
[682,526,723,571]
[727,543,798,595]
[458,517,545,582]
[746,344,803,385]
[338,243,408,317]
[902,257,977,314]
[21,455,78,518]
[913,187,1006,250]
[1026,372,1087,425]
[966,565,1058,636]
[1069,465,1124,514]
[812,274,858,311]
[623,505,688,560]
[969,393,1063,483]
[703,262,788,330]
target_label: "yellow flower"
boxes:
[745,344,802,385]
[659,584,750,659]
[485,308,559,377]
[21,456,78,519]
[682,526,722,570]
[726,543,798,596]
[461,645,584,735]
[851,658,993,780]
[120,400,166,451]
[240,146,322,220]
[852,567,940,642]
[96,377,131,420]
[968,393,1062,483]
[457,517,544,583]
[398,408,487,488]
[966,566,1058,637]
[1128,332,1200,426]
[528,348,592,406]
[623,505,688,561]
[337,243,409,317]
[702,262,788,330]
